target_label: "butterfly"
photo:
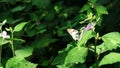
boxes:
[67,23,95,41]
[67,29,83,41]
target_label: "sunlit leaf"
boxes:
[80,4,90,13]
[102,32,120,50]
[95,5,108,15]
[14,22,27,32]
[15,47,33,58]
[0,37,10,45]
[99,52,120,66]
[77,30,96,46]
[65,46,88,65]
[57,64,69,68]
[6,56,37,68]
[96,43,108,54]
[0,63,3,68]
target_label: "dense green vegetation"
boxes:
[0,0,120,68]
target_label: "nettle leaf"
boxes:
[11,6,25,12]
[6,56,37,68]
[14,22,27,32]
[52,44,74,65]
[95,5,108,15]
[15,47,33,58]
[99,52,120,66]
[102,32,120,50]
[65,46,88,65]
[77,30,96,46]
[96,43,108,54]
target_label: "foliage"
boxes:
[0,0,120,68]
[99,52,120,66]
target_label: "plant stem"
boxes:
[94,33,100,68]
[11,31,15,56]
[0,28,2,62]
[0,49,1,62]
[95,38,98,68]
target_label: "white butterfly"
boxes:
[67,29,83,41]
[67,23,95,41]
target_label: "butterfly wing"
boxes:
[67,29,79,41]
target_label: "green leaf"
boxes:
[32,0,50,8]
[6,38,25,42]
[95,5,108,15]
[14,22,27,32]
[55,45,87,67]
[15,47,33,58]
[6,56,37,68]
[0,63,3,68]
[80,4,90,13]
[30,13,39,21]
[32,34,56,48]
[57,65,69,68]
[90,63,100,68]
[99,52,120,66]
[102,32,120,50]
[65,46,88,65]
[96,43,108,54]
[52,44,74,65]
[45,12,55,21]
[89,0,97,4]
[77,30,96,46]
[11,6,25,12]
[0,37,10,45]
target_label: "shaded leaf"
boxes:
[89,0,97,4]
[52,44,74,65]
[11,6,25,12]
[32,34,56,48]
[32,0,50,8]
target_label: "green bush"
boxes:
[0,0,120,68]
